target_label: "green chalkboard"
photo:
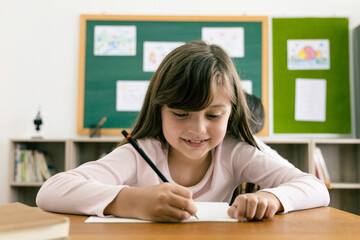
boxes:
[77,15,268,136]
[273,18,351,134]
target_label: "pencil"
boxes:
[122,130,168,182]
[121,130,199,220]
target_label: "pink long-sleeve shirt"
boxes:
[36,136,329,217]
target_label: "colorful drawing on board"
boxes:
[143,41,185,72]
[287,39,330,70]
[202,27,244,58]
[94,26,136,56]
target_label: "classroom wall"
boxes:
[1,0,360,204]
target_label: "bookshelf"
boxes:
[68,138,119,169]
[311,139,360,215]
[8,139,68,206]
[8,138,120,207]
[259,138,311,173]
[7,138,360,215]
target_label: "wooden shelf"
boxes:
[330,183,360,189]
[10,182,44,187]
[8,138,360,214]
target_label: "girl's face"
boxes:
[161,86,232,163]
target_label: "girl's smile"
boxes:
[182,138,209,148]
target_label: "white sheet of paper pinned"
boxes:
[116,80,149,111]
[241,80,253,94]
[85,202,237,223]
[295,78,327,122]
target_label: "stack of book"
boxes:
[313,147,331,188]
[14,144,53,183]
[0,202,69,240]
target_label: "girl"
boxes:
[36,41,329,222]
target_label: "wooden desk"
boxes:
[64,207,359,240]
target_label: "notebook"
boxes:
[86,202,238,223]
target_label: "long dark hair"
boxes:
[121,40,258,149]
[245,92,265,134]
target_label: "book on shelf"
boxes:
[14,143,24,182]
[313,147,331,188]
[13,144,53,183]
[0,202,69,240]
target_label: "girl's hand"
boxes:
[228,191,284,221]
[105,183,197,222]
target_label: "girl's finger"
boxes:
[254,199,267,220]
[264,203,278,219]
[154,213,188,223]
[161,205,192,221]
[170,184,193,199]
[235,195,248,221]
[245,196,258,219]
[151,198,192,222]
[168,192,197,217]
[227,203,237,218]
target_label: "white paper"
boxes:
[241,80,253,94]
[202,27,244,58]
[116,80,149,111]
[143,41,185,72]
[85,202,237,223]
[94,26,137,56]
[295,78,326,122]
[287,39,330,70]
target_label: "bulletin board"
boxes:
[77,15,269,136]
[272,18,351,134]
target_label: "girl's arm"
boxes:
[36,142,197,221]
[226,139,330,221]
[36,154,133,217]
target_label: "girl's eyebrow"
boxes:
[209,104,228,108]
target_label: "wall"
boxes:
[1,0,360,204]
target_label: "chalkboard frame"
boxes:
[77,15,268,136]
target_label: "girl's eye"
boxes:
[207,114,222,119]
[173,112,188,118]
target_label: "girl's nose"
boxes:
[187,117,206,135]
